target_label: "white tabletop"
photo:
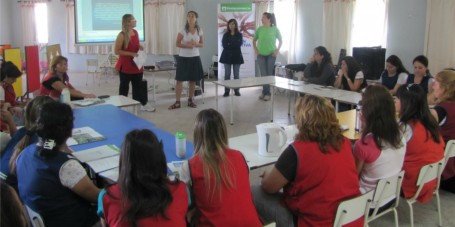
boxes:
[102,95,140,108]
[212,76,291,89]
[333,92,362,105]
[228,125,297,169]
[273,82,357,99]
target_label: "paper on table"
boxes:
[71,98,105,107]
[67,127,105,146]
[72,145,119,163]
[133,50,147,69]
[86,155,119,173]
[99,168,119,182]
[167,161,185,179]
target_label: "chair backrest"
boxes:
[333,190,374,227]
[444,140,455,168]
[86,59,99,73]
[46,44,61,66]
[369,170,405,218]
[412,158,445,199]
[97,54,111,68]
[25,205,45,227]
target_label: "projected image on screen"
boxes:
[75,0,144,44]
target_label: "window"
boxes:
[350,0,387,48]
[34,2,48,44]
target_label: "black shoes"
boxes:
[223,92,229,97]
[234,91,241,96]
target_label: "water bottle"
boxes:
[355,101,362,132]
[175,131,186,158]
[60,88,71,104]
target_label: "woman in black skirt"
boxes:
[169,11,204,109]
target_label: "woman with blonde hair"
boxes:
[39,56,96,100]
[115,14,155,112]
[183,109,261,226]
[255,95,360,227]
[431,69,455,192]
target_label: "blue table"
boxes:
[72,105,194,162]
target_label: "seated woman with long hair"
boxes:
[379,55,409,95]
[255,95,360,226]
[0,96,54,190]
[99,129,189,226]
[353,85,406,208]
[334,56,367,92]
[396,84,444,202]
[16,102,100,227]
[303,46,336,86]
[430,69,455,192]
[182,109,262,226]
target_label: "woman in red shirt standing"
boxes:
[114,14,155,112]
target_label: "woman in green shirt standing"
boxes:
[253,12,282,101]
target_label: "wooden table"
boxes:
[336,109,360,140]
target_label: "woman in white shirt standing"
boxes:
[169,11,204,110]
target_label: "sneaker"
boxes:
[141,103,156,112]
[263,95,271,101]
[234,91,241,96]
[259,94,265,100]
[223,92,229,97]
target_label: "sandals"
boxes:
[168,101,181,110]
[188,98,197,108]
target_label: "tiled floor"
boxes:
[71,71,455,227]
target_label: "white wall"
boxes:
[0,0,13,45]
[4,0,428,73]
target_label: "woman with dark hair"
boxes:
[255,95,360,226]
[99,129,188,226]
[115,14,155,112]
[396,84,444,203]
[430,69,455,192]
[406,55,434,94]
[303,46,336,86]
[353,85,406,207]
[220,19,244,97]
[182,109,261,226]
[0,96,54,190]
[16,102,100,227]
[1,180,28,227]
[334,56,366,92]
[39,56,96,100]
[1,61,25,107]
[254,12,282,101]
[380,55,409,95]
[169,11,204,109]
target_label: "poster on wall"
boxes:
[217,3,255,79]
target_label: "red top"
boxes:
[1,82,18,106]
[39,72,75,99]
[402,120,445,203]
[438,101,455,180]
[283,138,361,227]
[102,182,188,227]
[115,29,143,74]
[189,148,262,227]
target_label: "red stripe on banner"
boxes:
[25,46,41,92]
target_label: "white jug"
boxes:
[256,123,288,157]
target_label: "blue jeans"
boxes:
[257,55,276,95]
[224,63,241,93]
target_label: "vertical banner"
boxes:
[25,46,41,92]
[4,48,24,97]
[217,3,255,79]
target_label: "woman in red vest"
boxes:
[396,84,444,202]
[99,129,189,226]
[186,109,262,227]
[430,69,455,192]
[256,95,361,227]
[39,56,96,100]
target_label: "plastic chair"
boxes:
[443,140,455,168]
[25,205,45,227]
[405,159,445,227]
[333,190,374,227]
[208,55,218,79]
[86,59,99,86]
[366,170,405,227]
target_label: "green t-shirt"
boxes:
[254,26,282,56]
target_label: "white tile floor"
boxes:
[71,71,455,227]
